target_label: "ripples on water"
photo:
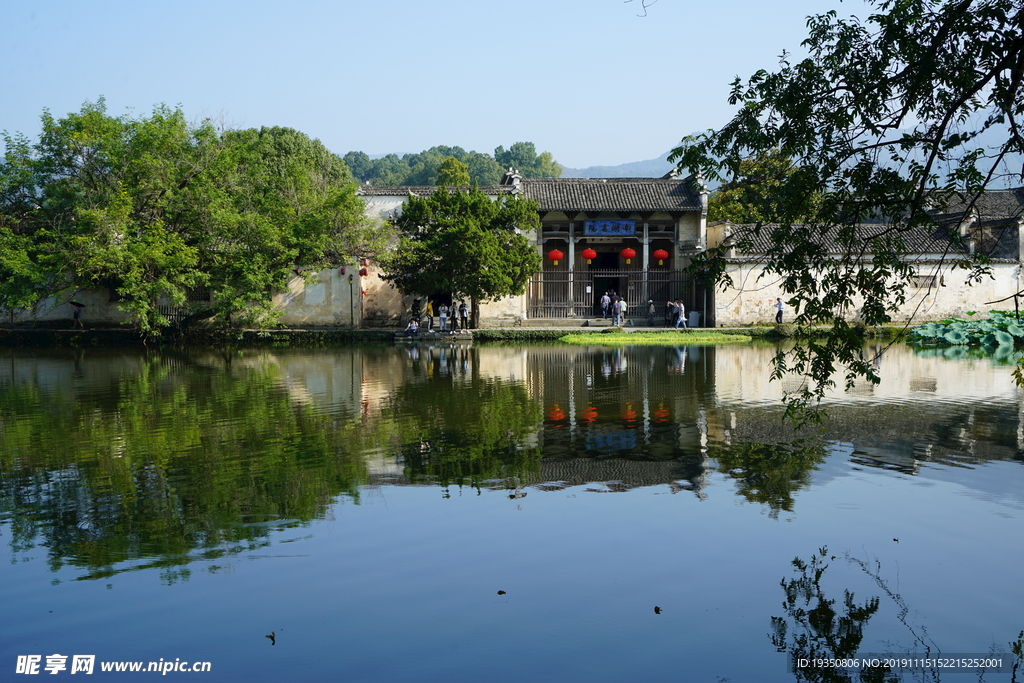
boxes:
[0,343,1021,682]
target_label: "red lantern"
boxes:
[653,249,669,266]
[620,247,636,264]
[358,267,369,277]
[547,249,564,266]
[548,403,566,422]
[581,406,598,423]
[581,248,597,264]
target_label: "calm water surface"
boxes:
[1,343,1022,682]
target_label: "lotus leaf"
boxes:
[1007,324,1024,337]
[994,330,1015,345]
[942,330,969,344]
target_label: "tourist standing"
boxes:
[424,300,434,330]
[459,301,469,330]
[71,302,84,328]
[439,303,449,332]
[775,298,784,324]
[647,300,656,326]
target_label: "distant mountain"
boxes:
[559,151,677,178]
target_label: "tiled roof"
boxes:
[940,187,1024,221]
[519,176,703,213]
[357,185,515,197]
[357,176,705,213]
[727,222,969,257]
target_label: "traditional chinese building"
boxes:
[359,170,712,326]
[513,170,709,323]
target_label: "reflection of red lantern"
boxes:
[581,248,597,264]
[622,402,637,423]
[581,406,598,423]
[653,249,669,266]
[653,404,670,422]
[548,404,566,421]
[620,247,636,264]
[547,249,564,266]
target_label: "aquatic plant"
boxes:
[908,311,1024,348]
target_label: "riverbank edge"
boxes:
[0,324,909,347]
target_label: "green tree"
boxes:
[210,126,385,325]
[708,149,822,224]
[380,186,542,307]
[345,143,557,186]
[672,0,1024,419]
[0,101,385,332]
[495,141,563,178]
[435,156,471,186]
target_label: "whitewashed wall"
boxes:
[712,260,1019,326]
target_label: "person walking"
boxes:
[600,292,611,319]
[775,298,784,324]
[71,301,85,328]
[611,298,623,327]
[647,300,656,326]
[674,300,687,329]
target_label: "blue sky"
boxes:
[3,0,870,169]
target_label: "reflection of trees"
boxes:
[774,549,1023,683]
[0,350,545,579]
[771,549,894,683]
[382,377,543,487]
[0,356,370,580]
[711,440,828,517]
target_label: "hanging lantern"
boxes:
[581,248,597,264]
[653,249,670,266]
[547,249,564,266]
[620,247,636,264]
[358,267,369,277]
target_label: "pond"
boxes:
[1,342,1022,682]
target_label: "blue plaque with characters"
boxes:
[584,220,635,236]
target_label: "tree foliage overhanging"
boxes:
[343,141,562,186]
[672,0,1024,420]
[0,99,389,331]
[379,186,542,303]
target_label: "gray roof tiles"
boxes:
[519,176,703,213]
[727,222,970,257]
[357,176,704,213]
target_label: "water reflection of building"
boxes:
[521,343,1024,492]
[525,345,715,495]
